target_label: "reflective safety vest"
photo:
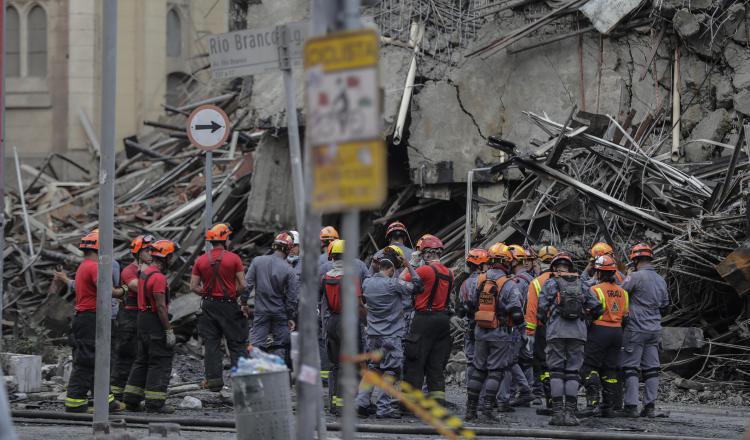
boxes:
[590,281,629,327]
[525,272,551,333]
[475,275,513,329]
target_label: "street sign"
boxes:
[187,105,231,151]
[304,29,385,213]
[207,21,309,79]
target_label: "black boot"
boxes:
[563,396,580,426]
[497,401,515,413]
[640,403,668,418]
[510,392,534,408]
[615,404,639,418]
[548,397,565,426]
[536,397,554,416]
[464,394,479,422]
[479,397,500,422]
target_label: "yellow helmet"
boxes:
[590,242,614,258]
[328,239,345,258]
[507,244,527,261]
[385,245,404,257]
[538,245,559,263]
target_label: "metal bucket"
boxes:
[233,369,295,440]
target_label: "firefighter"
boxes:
[123,240,177,413]
[619,243,669,418]
[457,248,489,393]
[537,252,603,426]
[245,231,299,361]
[525,244,558,413]
[401,234,453,406]
[580,255,629,418]
[287,230,301,278]
[465,245,524,421]
[581,242,625,286]
[319,226,340,270]
[385,221,413,262]
[111,234,155,401]
[64,230,126,413]
[499,245,535,410]
[321,240,366,415]
[357,245,422,419]
[190,223,247,392]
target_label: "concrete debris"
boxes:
[733,89,750,116]
[686,108,733,162]
[580,0,644,34]
[177,396,203,410]
[673,9,701,38]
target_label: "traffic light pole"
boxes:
[93,0,117,429]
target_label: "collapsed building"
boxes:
[3,0,750,401]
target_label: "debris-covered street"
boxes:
[1,0,750,439]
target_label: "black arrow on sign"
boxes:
[194,121,223,133]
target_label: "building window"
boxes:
[27,5,48,77]
[167,8,182,57]
[6,6,20,77]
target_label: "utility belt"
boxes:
[201,295,238,303]
[75,310,96,316]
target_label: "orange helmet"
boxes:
[507,244,527,261]
[593,255,617,271]
[488,243,513,263]
[550,252,574,269]
[206,223,232,242]
[538,245,558,263]
[80,230,100,250]
[274,231,295,251]
[417,234,444,251]
[150,239,176,258]
[630,243,653,260]
[591,242,614,259]
[467,248,489,266]
[320,226,339,243]
[385,221,407,239]
[131,234,156,254]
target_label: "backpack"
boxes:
[322,275,343,314]
[554,273,583,320]
[474,275,512,329]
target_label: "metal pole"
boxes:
[465,170,473,260]
[93,0,117,427]
[338,1,361,438]
[295,3,329,439]
[11,148,31,256]
[205,151,213,251]
[279,24,305,229]
[0,0,6,351]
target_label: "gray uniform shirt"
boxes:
[320,258,369,281]
[474,269,522,342]
[538,275,601,341]
[621,266,668,333]
[245,253,299,319]
[363,271,420,337]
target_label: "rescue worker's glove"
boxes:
[165,329,176,348]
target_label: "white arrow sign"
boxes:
[187,105,231,151]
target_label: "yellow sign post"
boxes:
[304,29,385,213]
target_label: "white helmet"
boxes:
[289,230,300,245]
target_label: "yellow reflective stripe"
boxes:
[320,370,330,379]
[124,385,144,396]
[594,287,606,320]
[526,322,537,330]
[429,391,446,399]
[110,385,124,394]
[623,289,629,312]
[144,390,167,400]
[539,372,550,381]
[65,397,88,407]
[108,394,115,403]
[603,378,618,384]
[533,279,542,297]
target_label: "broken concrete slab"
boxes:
[673,9,701,38]
[686,108,733,161]
[723,41,750,91]
[661,327,706,351]
[714,74,735,109]
[733,89,750,116]
[244,132,296,231]
[1,354,41,393]
[580,0,643,34]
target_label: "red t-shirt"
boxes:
[75,259,98,312]
[404,263,453,312]
[121,262,140,309]
[138,265,168,313]
[191,249,244,299]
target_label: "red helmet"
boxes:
[206,223,232,242]
[320,226,339,243]
[630,243,653,260]
[550,252,574,269]
[131,234,156,254]
[467,249,489,266]
[80,230,100,250]
[385,221,407,239]
[417,234,444,251]
[150,239,177,258]
[593,255,617,271]
[274,232,295,251]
